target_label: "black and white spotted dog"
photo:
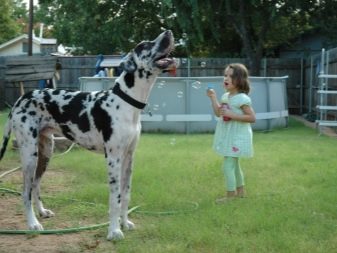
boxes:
[0,30,177,240]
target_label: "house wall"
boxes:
[0,40,41,56]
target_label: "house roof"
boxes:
[0,34,57,51]
[100,58,123,67]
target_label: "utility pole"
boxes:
[28,0,33,56]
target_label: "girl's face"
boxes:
[224,67,237,93]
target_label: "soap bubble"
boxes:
[152,104,160,111]
[170,138,176,146]
[177,91,184,98]
[178,38,185,46]
[192,81,202,90]
[157,80,166,89]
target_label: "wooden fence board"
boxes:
[5,56,56,65]
[4,56,57,82]
[0,56,57,107]
[6,72,56,82]
[5,66,55,75]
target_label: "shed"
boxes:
[0,34,57,56]
[95,55,123,77]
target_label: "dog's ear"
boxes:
[119,53,137,74]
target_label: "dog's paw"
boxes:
[107,229,124,241]
[29,222,44,231]
[122,220,135,231]
[39,209,55,218]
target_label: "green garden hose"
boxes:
[0,187,199,235]
[0,222,110,235]
[0,205,140,235]
[0,187,139,235]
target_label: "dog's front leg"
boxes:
[120,147,136,231]
[106,151,124,241]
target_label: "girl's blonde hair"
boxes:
[226,63,250,94]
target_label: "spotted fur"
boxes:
[0,30,177,241]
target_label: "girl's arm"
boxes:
[206,89,221,117]
[221,104,256,123]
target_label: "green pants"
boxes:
[223,157,244,191]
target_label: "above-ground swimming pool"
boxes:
[79,76,289,133]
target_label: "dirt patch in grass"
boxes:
[0,196,112,253]
[0,169,116,253]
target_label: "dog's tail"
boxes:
[0,113,12,161]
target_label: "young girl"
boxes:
[207,63,255,203]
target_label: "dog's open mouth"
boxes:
[151,30,179,71]
[154,55,177,70]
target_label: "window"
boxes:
[22,42,28,53]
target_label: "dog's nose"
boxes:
[164,30,172,36]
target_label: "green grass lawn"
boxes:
[0,111,336,253]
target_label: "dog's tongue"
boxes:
[156,58,173,66]
[169,66,177,76]
[155,57,177,70]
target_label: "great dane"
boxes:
[0,30,177,240]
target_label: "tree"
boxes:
[37,0,179,55]
[13,0,29,33]
[36,0,337,75]
[172,0,313,75]
[223,0,313,75]
[301,0,337,48]
[33,1,253,62]
[162,0,242,57]
[0,0,22,44]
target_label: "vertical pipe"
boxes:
[300,58,304,115]
[309,56,313,113]
[319,48,325,134]
[263,58,267,76]
[28,0,34,56]
[266,78,271,130]
[320,48,325,76]
[283,78,289,127]
[186,59,191,133]
[185,79,190,134]
[325,50,330,121]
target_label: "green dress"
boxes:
[213,92,253,158]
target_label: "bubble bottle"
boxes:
[220,94,231,122]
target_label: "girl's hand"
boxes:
[207,88,216,99]
[219,105,256,123]
[219,106,234,118]
[207,88,221,116]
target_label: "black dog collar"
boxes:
[112,83,147,110]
